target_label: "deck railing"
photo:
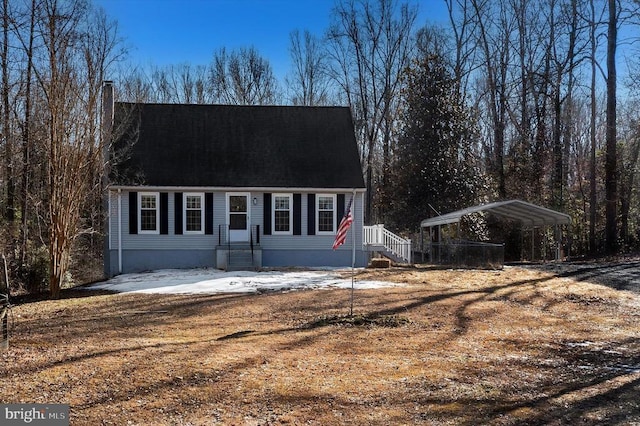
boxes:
[363,224,412,263]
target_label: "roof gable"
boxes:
[110,103,365,189]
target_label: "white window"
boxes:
[317,194,336,234]
[139,192,159,234]
[184,192,204,234]
[273,193,293,235]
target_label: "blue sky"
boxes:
[94,0,449,80]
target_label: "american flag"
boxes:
[332,196,353,250]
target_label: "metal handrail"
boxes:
[250,230,254,260]
[217,225,261,246]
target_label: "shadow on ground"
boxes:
[521,258,640,293]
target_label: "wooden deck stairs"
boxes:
[363,225,412,264]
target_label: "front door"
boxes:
[227,193,250,242]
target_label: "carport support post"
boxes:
[420,227,424,263]
[555,224,561,261]
[531,228,535,262]
[438,225,442,264]
[428,226,433,264]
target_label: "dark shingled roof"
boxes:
[110,102,365,189]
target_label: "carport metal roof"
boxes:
[420,199,571,229]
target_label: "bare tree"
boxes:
[150,66,173,103]
[36,0,84,297]
[605,0,617,253]
[286,29,332,106]
[209,46,279,105]
[31,0,121,298]
[80,6,123,266]
[12,0,38,274]
[116,66,154,103]
[445,0,480,99]
[180,64,209,104]
[469,0,513,199]
[588,0,605,254]
[326,0,417,223]
[548,0,584,209]
[133,63,210,104]
[618,114,640,247]
[507,0,546,202]
[1,0,13,224]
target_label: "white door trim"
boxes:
[226,192,251,242]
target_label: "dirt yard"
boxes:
[2,260,640,425]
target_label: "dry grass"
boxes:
[2,263,640,425]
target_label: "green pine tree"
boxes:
[382,54,485,233]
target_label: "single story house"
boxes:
[102,82,367,277]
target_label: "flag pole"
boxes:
[350,189,356,317]
[332,192,355,317]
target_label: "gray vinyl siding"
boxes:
[109,189,363,249]
[111,249,215,274]
[106,188,364,274]
[213,192,227,240]
[108,191,117,250]
[113,190,216,250]
[263,249,367,268]
[214,192,263,242]
[260,191,363,250]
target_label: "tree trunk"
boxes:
[619,131,640,246]
[589,0,598,254]
[470,0,507,200]
[2,0,14,223]
[20,0,36,268]
[605,0,617,254]
[553,87,563,208]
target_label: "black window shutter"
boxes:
[337,194,346,229]
[160,193,169,234]
[174,193,183,235]
[307,194,316,235]
[263,193,272,235]
[129,191,138,234]
[205,193,214,235]
[293,193,301,235]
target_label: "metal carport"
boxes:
[420,200,572,264]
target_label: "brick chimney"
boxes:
[102,80,114,155]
